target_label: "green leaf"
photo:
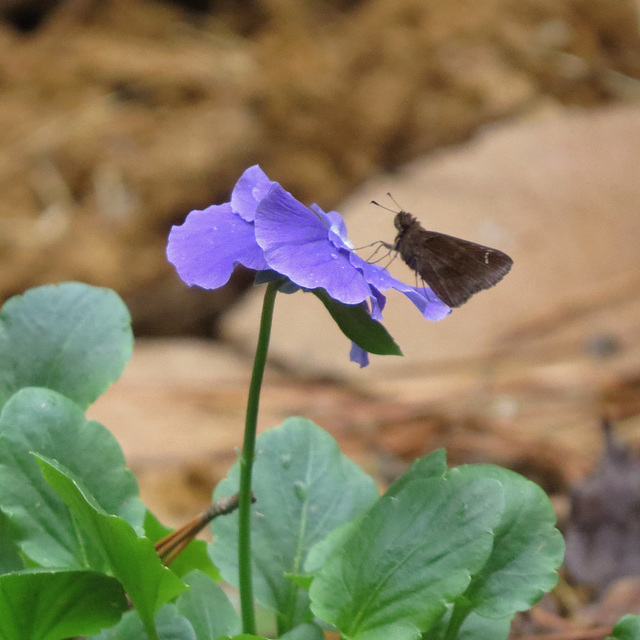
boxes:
[219,636,270,640]
[175,570,241,639]
[0,511,24,574]
[456,465,565,618]
[144,510,221,581]
[306,450,446,579]
[0,569,127,640]
[304,514,364,576]
[423,608,512,640]
[385,449,448,498]
[608,615,640,640]
[0,282,132,410]
[0,388,144,568]
[89,605,196,640]
[210,418,379,631]
[35,455,187,638]
[281,622,325,640]
[312,289,402,356]
[309,472,504,640]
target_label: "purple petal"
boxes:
[312,206,351,249]
[368,286,387,321]
[325,210,350,242]
[350,342,370,367]
[167,203,268,289]
[349,252,404,291]
[311,206,354,253]
[255,185,373,304]
[231,165,275,222]
[349,251,451,320]
[399,286,451,320]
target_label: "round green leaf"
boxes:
[35,455,187,637]
[0,569,127,640]
[89,604,196,640]
[385,449,448,498]
[309,473,504,640]
[0,512,23,574]
[281,622,325,640]
[424,608,512,640]
[305,514,364,576]
[219,636,270,640]
[455,465,565,618]
[210,418,378,627]
[176,570,241,640]
[0,282,132,410]
[308,447,452,574]
[608,614,640,640]
[0,388,144,568]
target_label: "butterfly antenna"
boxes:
[370,199,397,214]
[386,192,404,211]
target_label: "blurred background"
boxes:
[3,0,640,632]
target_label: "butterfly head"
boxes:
[394,211,416,233]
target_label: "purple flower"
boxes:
[167,165,450,366]
[166,166,273,288]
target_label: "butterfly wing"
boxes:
[397,229,513,307]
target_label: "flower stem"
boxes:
[238,280,278,634]
[443,598,472,640]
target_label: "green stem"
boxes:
[443,598,472,640]
[238,280,279,635]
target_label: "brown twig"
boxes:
[154,491,255,565]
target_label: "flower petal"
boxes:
[315,207,353,250]
[349,251,404,292]
[231,165,275,222]
[398,286,451,320]
[368,286,387,322]
[349,251,451,320]
[350,342,370,367]
[167,203,268,288]
[255,185,374,304]
[324,210,350,243]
